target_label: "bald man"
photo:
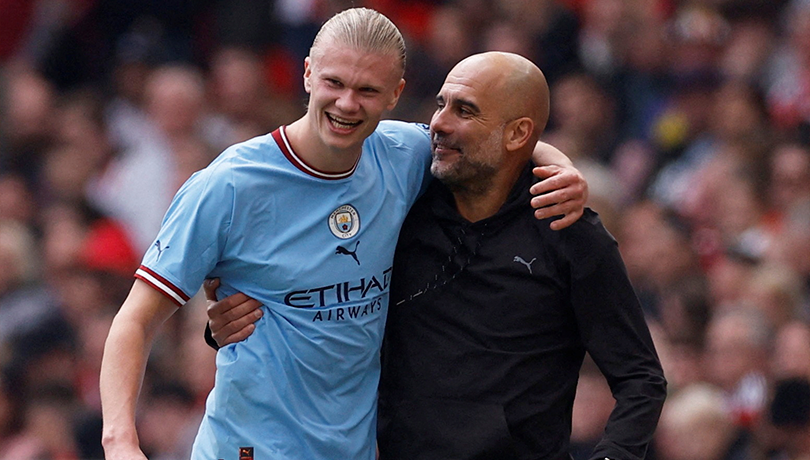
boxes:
[376,52,667,460]
[100,9,590,460]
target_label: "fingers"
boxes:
[206,291,252,316]
[204,278,220,301]
[209,298,263,345]
[208,295,262,323]
[530,164,589,231]
[545,207,584,231]
[531,165,560,193]
[531,187,587,231]
[532,186,588,211]
[214,322,258,347]
[204,279,263,346]
[533,199,579,220]
[532,164,558,179]
[531,166,589,199]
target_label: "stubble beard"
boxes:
[431,129,503,196]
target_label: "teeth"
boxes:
[328,114,360,129]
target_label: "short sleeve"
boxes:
[135,160,235,305]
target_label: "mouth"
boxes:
[432,141,461,156]
[326,113,363,131]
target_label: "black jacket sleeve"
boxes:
[204,323,220,351]
[565,211,667,460]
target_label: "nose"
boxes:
[335,89,360,113]
[430,105,451,135]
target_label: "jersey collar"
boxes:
[272,125,359,180]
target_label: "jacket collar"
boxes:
[429,163,536,229]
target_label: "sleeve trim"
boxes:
[134,265,190,306]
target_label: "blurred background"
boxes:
[0,0,808,458]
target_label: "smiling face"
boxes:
[429,59,509,193]
[302,43,405,160]
[429,52,549,195]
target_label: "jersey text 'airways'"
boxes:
[311,298,383,322]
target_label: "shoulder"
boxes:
[195,132,279,185]
[534,208,618,266]
[372,120,431,147]
[559,209,616,244]
[215,132,278,167]
[366,121,432,185]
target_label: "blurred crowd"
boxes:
[0,0,808,458]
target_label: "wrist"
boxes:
[101,426,140,452]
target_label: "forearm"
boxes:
[532,141,574,168]
[99,313,151,450]
[99,280,178,456]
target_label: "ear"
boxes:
[386,78,406,111]
[504,117,534,152]
[303,57,313,94]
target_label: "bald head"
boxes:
[449,52,549,138]
[429,52,550,210]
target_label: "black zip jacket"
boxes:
[378,164,667,460]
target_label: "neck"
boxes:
[284,118,362,173]
[453,189,509,223]
[452,162,525,222]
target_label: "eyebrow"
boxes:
[436,94,481,114]
[322,73,385,92]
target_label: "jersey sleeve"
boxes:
[408,122,433,198]
[135,158,235,306]
[376,120,433,202]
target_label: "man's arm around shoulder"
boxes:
[530,141,589,230]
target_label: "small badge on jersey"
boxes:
[239,447,254,460]
[328,204,360,239]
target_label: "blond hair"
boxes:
[310,7,406,76]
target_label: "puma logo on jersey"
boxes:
[154,240,170,260]
[336,241,360,265]
[513,256,536,274]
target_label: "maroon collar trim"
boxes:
[271,126,358,180]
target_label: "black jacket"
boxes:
[378,165,666,460]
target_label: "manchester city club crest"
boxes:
[328,204,360,239]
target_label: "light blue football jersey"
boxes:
[135,120,431,460]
